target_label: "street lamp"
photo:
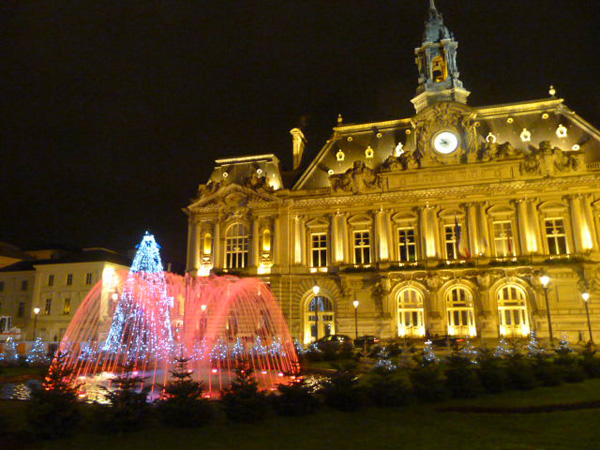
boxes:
[582,292,594,345]
[312,285,320,342]
[540,275,554,346]
[33,307,40,340]
[353,299,359,340]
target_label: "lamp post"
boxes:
[353,299,359,340]
[540,275,554,346]
[582,292,594,345]
[33,307,40,340]
[312,285,320,342]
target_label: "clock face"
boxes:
[433,131,459,154]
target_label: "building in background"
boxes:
[0,247,129,342]
[185,2,600,344]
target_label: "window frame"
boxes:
[353,229,371,265]
[397,226,418,262]
[310,232,328,268]
[224,222,250,269]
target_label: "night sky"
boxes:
[1,0,599,267]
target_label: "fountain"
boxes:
[57,233,299,398]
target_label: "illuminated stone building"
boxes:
[185,2,600,344]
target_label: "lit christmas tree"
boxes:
[494,338,514,358]
[103,232,174,362]
[421,340,439,366]
[526,332,545,357]
[26,337,49,365]
[2,337,19,364]
[459,339,478,362]
[556,334,573,355]
[375,346,397,371]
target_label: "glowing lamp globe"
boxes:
[540,275,550,287]
[582,292,590,302]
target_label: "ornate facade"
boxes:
[185,2,600,344]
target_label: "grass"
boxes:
[0,365,49,380]
[3,379,600,450]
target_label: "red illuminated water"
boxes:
[57,273,299,399]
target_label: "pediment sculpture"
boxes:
[244,172,274,194]
[329,160,382,194]
[519,141,583,176]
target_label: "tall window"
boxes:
[17,302,25,317]
[0,281,4,291]
[44,298,52,315]
[545,218,567,255]
[444,224,458,259]
[85,273,93,285]
[225,223,249,269]
[20,280,28,291]
[48,275,54,286]
[398,227,417,262]
[311,233,328,267]
[446,287,476,336]
[497,285,529,337]
[397,288,425,337]
[66,274,73,286]
[353,230,371,264]
[493,221,514,257]
[62,298,71,315]
[304,296,335,344]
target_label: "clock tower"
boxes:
[411,0,470,113]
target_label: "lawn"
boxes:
[3,379,600,450]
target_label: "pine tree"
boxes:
[221,365,269,422]
[556,334,574,355]
[26,337,49,365]
[156,353,212,427]
[421,340,439,366]
[27,352,81,439]
[527,332,545,358]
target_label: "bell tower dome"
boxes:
[411,0,470,113]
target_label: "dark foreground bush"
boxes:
[445,354,482,398]
[506,354,537,390]
[269,379,320,416]
[409,365,448,403]
[367,370,410,407]
[476,349,510,394]
[320,369,366,411]
[532,356,563,387]
[555,355,587,383]
[26,352,81,440]
[221,367,269,423]
[94,367,151,433]
[581,346,600,378]
[156,356,212,427]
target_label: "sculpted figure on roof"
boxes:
[330,160,381,194]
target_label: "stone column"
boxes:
[331,213,342,264]
[293,216,304,265]
[466,203,480,256]
[339,213,349,264]
[581,194,599,251]
[375,208,390,262]
[569,195,585,253]
[419,205,439,259]
[515,199,538,255]
[186,219,198,272]
[478,203,492,257]
[527,199,542,254]
[213,219,221,268]
[251,219,260,268]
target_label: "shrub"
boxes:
[444,353,482,398]
[320,369,366,411]
[581,345,600,378]
[554,354,587,383]
[506,354,537,390]
[531,355,562,387]
[156,355,212,427]
[221,366,269,422]
[94,365,151,433]
[367,371,410,407]
[26,351,81,440]
[409,365,448,403]
[475,347,510,394]
[269,379,320,416]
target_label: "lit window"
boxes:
[353,230,371,264]
[85,273,93,285]
[446,287,476,337]
[398,227,417,262]
[62,298,71,315]
[493,221,515,257]
[304,296,335,344]
[44,298,52,315]
[444,224,459,259]
[544,218,568,255]
[311,233,328,268]
[397,288,425,337]
[48,275,54,287]
[225,223,249,269]
[497,285,529,337]
[66,274,73,286]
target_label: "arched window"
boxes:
[445,287,476,337]
[225,223,249,269]
[304,296,335,344]
[497,285,530,337]
[397,288,425,337]
[431,55,447,82]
